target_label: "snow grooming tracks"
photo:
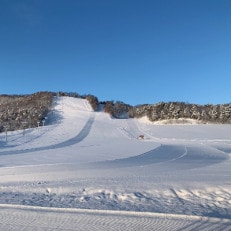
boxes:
[0,114,95,156]
[92,144,229,170]
[117,126,136,139]
[92,145,182,168]
[0,204,230,231]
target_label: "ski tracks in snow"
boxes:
[0,97,95,156]
[0,115,95,156]
[117,118,152,140]
[0,204,230,231]
[95,145,188,168]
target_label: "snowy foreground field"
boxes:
[0,97,231,230]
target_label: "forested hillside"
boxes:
[0,91,230,133]
[0,92,53,132]
[101,100,231,124]
[129,102,231,124]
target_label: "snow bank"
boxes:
[138,116,204,125]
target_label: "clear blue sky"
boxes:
[0,0,230,106]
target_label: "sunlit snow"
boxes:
[0,97,231,230]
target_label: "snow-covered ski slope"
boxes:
[0,96,231,230]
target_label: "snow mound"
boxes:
[138,116,204,125]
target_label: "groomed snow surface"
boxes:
[0,97,231,230]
